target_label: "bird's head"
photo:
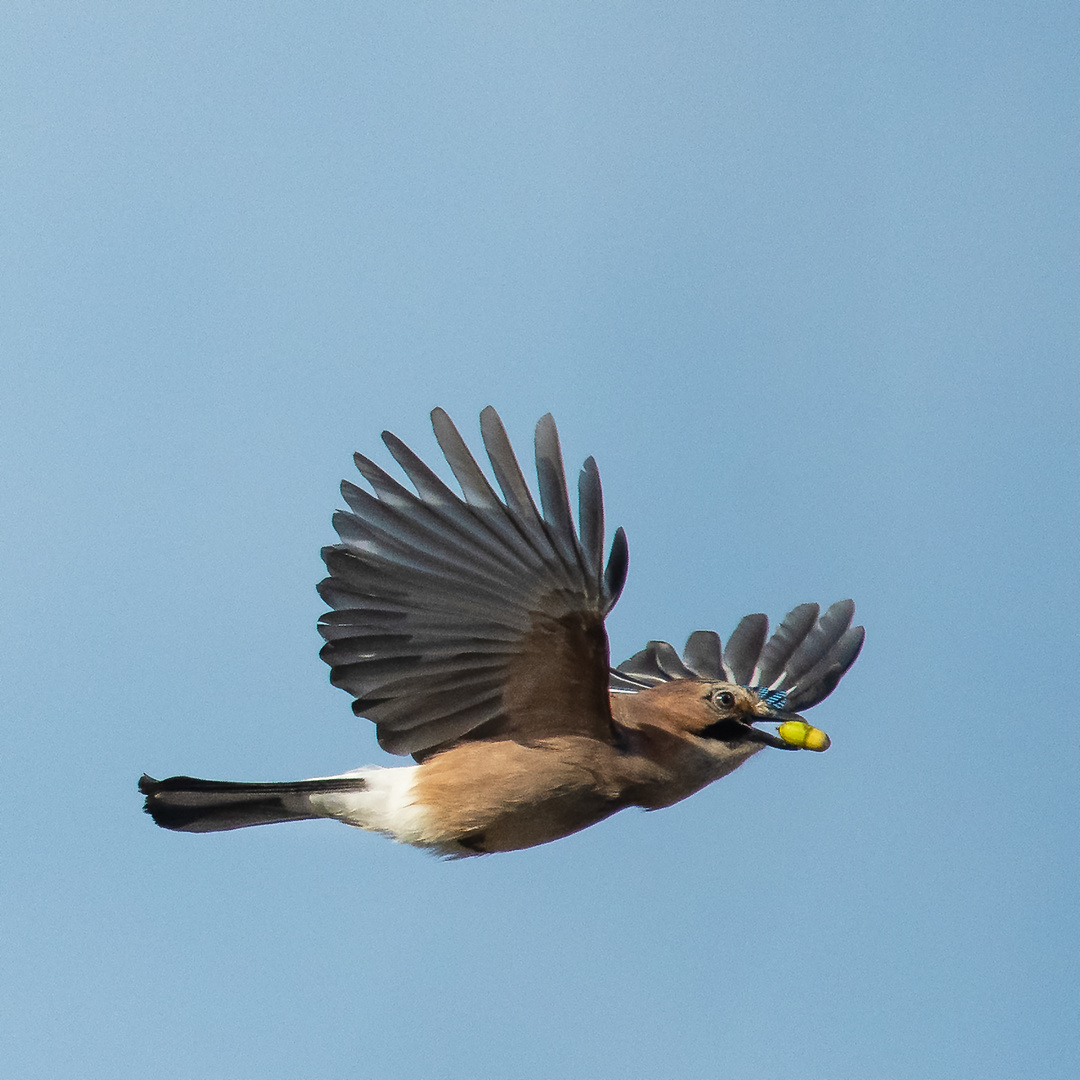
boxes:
[692,681,830,752]
[611,678,831,795]
[616,678,831,756]
[610,606,861,759]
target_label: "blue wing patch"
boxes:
[749,686,789,711]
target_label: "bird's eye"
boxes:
[714,690,736,708]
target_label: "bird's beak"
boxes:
[748,711,831,752]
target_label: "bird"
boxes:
[140,407,864,856]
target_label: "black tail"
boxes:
[138,773,368,833]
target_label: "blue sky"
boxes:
[2,3,1077,1078]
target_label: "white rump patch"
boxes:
[306,766,437,847]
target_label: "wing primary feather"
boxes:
[577,457,604,586]
[423,409,581,588]
[318,607,525,642]
[349,456,537,576]
[533,413,585,578]
[603,527,629,613]
[334,489,535,584]
[615,641,673,684]
[380,431,460,504]
[754,603,819,687]
[321,542,535,618]
[682,630,724,680]
[784,624,865,710]
[347,460,551,581]
[477,407,573,575]
[341,653,506,691]
[608,668,657,691]
[776,599,855,688]
[650,640,696,679]
[317,576,530,629]
[478,407,544,527]
[430,407,502,509]
[382,425,548,570]
[320,634,519,663]
[381,427,564,567]
[722,614,770,684]
[349,452,412,505]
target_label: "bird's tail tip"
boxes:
[138,772,361,833]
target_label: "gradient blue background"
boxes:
[3,4,1077,1078]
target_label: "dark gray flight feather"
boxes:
[722,615,769,686]
[610,600,864,711]
[681,630,724,680]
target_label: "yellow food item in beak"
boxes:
[776,719,831,752]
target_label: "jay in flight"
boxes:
[141,408,864,856]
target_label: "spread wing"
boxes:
[611,600,864,711]
[317,407,629,759]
